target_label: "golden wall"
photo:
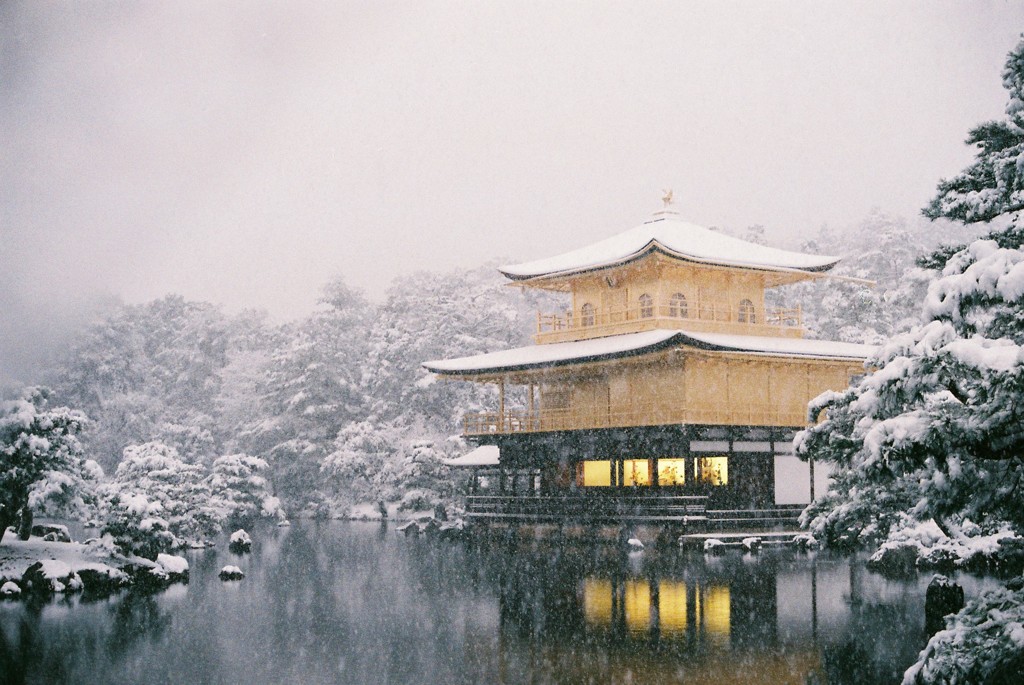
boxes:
[539,351,860,429]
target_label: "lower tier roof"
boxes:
[422,329,875,376]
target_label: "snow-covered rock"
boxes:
[627,537,645,551]
[703,539,726,555]
[742,537,762,553]
[1,581,21,597]
[76,563,130,592]
[229,529,252,553]
[219,565,245,580]
[21,560,83,594]
[277,520,291,527]
[156,553,189,581]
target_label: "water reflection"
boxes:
[0,523,1006,685]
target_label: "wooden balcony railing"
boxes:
[462,404,808,436]
[535,301,802,344]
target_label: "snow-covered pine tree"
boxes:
[0,387,94,541]
[792,37,1024,684]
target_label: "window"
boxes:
[738,299,756,323]
[639,293,653,318]
[657,458,687,486]
[669,293,688,318]
[623,459,650,486]
[695,456,728,486]
[576,460,612,487]
[581,302,595,327]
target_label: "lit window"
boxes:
[657,458,686,486]
[581,302,595,327]
[695,456,728,485]
[639,294,654,318]
[623,459,650,486]
[738,299,756,323]
[669,293,688,318]
[577,460,611,486]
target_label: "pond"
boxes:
[0,522,1005,684]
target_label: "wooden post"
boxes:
[498,378,506,432]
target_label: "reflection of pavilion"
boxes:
[493,547,829,684]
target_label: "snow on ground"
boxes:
[0,537,124,582]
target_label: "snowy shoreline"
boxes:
[0,536,188,599]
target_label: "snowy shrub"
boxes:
[903,584,1024,684]
[101,492,177,559]
[392,441,452,512]
[100,442,221,554]
[208,453,284,526]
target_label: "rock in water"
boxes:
[703,539,726,555]
[742,537,762,553]
[1,581,21,598]
[229,529,252,553]
[627,537,645,551]
[925,574,965,636]
[219,565,245,581]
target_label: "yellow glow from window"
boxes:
[695,456,728,485]
[659,581,688,633]
[625,580,651,633]
[582,578,612,624]
[702,585,731,639]
[658,458,686,486]
[578,460,611,487]
[623,459,650,486]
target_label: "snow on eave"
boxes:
[443,445,499,467]
[499,217,841,281]
[422,329,681,376]
[678,331,877,362]
[421,329,873,377]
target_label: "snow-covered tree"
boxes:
[242,279,371,510]
[101,441,220,554]
[795,36,1024,685]
[0,387,94,541]
[208,453,284,526]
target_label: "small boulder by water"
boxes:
[703,539,726,555]
[627,537,645,552]
[742,537,762,553]
[1,581,21,598]
[219,565,245,581]
[229,529,252,554]
[75,564,131,593]
[277,520,291,527]
[32,524,71,543]
[156,554,190,582]
[925,574,965,636]
[21,560,83,594]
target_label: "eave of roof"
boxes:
[499,216,840,281]
[422,330,875,377]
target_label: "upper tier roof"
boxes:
[499,214,840,281]
[423,329,874,376]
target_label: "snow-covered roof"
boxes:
[443,445,500,467]
[499,214,840,280]
[423,330,874,376]
[424,330,681,375]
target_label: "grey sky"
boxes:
[2,1,1024,381]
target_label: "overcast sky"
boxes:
[3,1,1024,381]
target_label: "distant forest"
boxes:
[6,210,975,515]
